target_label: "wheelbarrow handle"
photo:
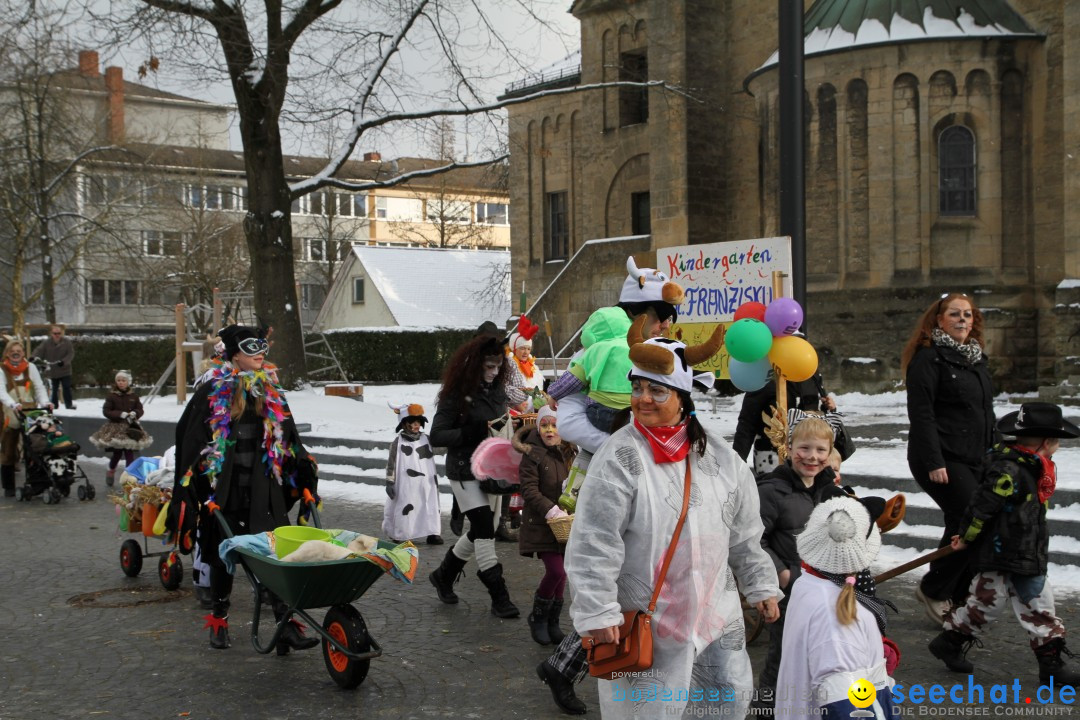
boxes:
[302,490,322,529]
[210,503,234,539]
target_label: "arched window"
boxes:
[939,126,976,216]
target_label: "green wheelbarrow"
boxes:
[213,492,387,688]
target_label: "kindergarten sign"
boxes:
[660,237,792,376]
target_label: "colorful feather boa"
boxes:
[179,358,299,495]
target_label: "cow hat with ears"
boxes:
[388,402,428,433]
[625,314,726,392]
[618,256,686,323]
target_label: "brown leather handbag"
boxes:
[581,460,693,681]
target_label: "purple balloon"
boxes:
[765,298,804,337]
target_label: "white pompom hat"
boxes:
[797,496,881,575]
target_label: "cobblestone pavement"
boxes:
[2,463,1079,720]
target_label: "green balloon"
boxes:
[724,319,774,363]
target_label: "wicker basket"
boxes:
[515,412,538,430]
[547,514,574,544]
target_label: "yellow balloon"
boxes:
[768,335,818,382]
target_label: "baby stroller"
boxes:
[15,408,94,503]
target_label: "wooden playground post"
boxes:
[212,288,222,334]
[175,304,187,405]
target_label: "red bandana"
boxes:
[633,418,690,464]
[1010,444,1058,503]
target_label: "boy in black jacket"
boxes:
[929,402,1080,685]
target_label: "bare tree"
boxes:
[93,0,674,384]
[0,4,129,331]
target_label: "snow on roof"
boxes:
[751,1,1040,79]
[353,246,510,328]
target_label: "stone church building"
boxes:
[502,0,1080,392]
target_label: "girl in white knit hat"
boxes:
[775,493,899,720]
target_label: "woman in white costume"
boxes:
[565,316,781,719]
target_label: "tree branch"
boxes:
[291,154,505,196]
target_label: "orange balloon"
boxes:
[768,336,818,382]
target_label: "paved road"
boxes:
[2,463,1079,720]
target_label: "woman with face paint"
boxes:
[901,293,997,625]
[428,334,520,619]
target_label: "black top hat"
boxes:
[996,402,1080,439]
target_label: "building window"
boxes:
[545,191,569,260]
[87,279,139,305]
[476,202,509,225]
[619,50,649,127]
[304,238,327,262]
[939,126,976,216]
[300,283,326,310]
[427,198,471,224]
[375,196,387,219]
[631,192,651,235]
[143,230,184,256]
[375,196,423,221]
[352,277,365,304]
[336,193,367,217]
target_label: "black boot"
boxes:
[547,598,566,645]
[929,629,980,673]
[429,548,467,604]
[528,593,555,645]
[477,563,520,618]
[494,515,518,542]
[207,599,231,649]
[1035,638,1080,686]
[1,465,14,497]
[537,660,587,715]
[273,599,320,655]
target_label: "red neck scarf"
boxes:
[1010,444,1058,503]
[2,357,28,377]
[633,418,690,463]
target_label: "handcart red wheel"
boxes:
[158,553,183,590]
[120,539,143,576]
[322,604,372,689]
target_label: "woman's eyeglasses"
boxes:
[631,381,672,403]
[237,337,269,356]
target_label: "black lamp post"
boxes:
[778,0,806,316]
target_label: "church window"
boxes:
[619,50,649,127]
[939,126,976,216]
[546,191,569,260]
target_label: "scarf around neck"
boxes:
[2,358,29,377]
[633,417,690,463]
[511,351,535,380]
[802,563,897,635]
[1009,444,1058,503]
[931,327,983,365]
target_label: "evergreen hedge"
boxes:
[29,335,179,389]
[323,327,476,383]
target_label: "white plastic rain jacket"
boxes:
[565,423,780,719]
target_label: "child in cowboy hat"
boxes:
[776,492,899,719]
[929,401,1080,686]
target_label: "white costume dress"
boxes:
[382,431,441,541]
[565,423,780,719]
[775,573,893,718]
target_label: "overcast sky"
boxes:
[82,1,580,161]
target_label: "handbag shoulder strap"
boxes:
[647,458,692,615]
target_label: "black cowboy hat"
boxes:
[996,402,1080,439]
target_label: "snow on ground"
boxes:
[65,383,1080,590]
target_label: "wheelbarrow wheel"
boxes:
[158,554,183,590]
[120,539,143,577]
[322,604,371,689]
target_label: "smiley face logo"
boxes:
[847,678,876,708]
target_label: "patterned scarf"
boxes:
[178,358,299,496]
[802,563,897,635]
[1009,444,1058,503]
[931,327,983,364]
[633,418,689,463]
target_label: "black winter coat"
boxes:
[757,464,817,578]
[733,380,821,461]
[429,382,508,482]
[516,428,574,556]
[961,444,1050,576]
[905,344,996,471]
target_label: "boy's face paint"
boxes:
[406,421,422,434]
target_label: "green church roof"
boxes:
[804,0,1036,37]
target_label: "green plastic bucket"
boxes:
[274,525,332,558]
